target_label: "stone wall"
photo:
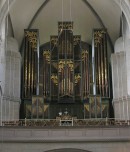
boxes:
[0,127,130,152]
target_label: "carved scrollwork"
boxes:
[67,60,74,71]
[50,36,58,46]
[51,74,58,85]
[58,60,74,72]
[43,50,50,63]
[94,30,106,47]
[82,50,88,60]
[74,74,81,84]
[58,22,73,32]
[73,35,81,45]
[58,60,65,72]
[25,31,37,49]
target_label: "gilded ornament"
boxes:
[67,60,74,71]
[43,50,50,63]
[58,60,65,72]
[25,31,37,49]
[82,50,88,60]
[51,36,58,46]
[73,35,81,45]
[51,74,58,85]
[75,74,81,84]
[94,30,106,47]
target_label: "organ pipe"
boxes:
[93,29,109,97]
[22,30,38,99]
[22,26,109,102]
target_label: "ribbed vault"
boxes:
[8,0,121,49]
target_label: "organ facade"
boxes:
[21,22,110,119]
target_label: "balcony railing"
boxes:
[1,118,130,127]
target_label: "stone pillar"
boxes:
[0,19,6,125]
[2,37,21,121]
[111,36,130,120]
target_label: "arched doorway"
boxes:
[45,148,91,152]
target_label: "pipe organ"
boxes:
[22,30,38,99]
[21,23,110,119]
[94,29,109,97]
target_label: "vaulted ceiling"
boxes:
[9,0,121,49]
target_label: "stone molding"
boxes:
[113,95,130,103]
[2,95,21,103]
[0,127,130,143]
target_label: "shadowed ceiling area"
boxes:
[9,0,121,48]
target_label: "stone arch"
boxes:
[0,0,130,31]
[114,0,130,28]
[45,148,91,152]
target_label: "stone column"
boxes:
[2,37,21,121]
[111,36,130,121]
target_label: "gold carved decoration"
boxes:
[84,104,89,112]
[102,105,106,112]
[44,104,49,112]
[75,73,81,84]
[73,35,81,45]
[50,36,58,46]
[51,74,58,85]
[43,50,50,63]
[58,22,73,32]
[94,30,106,47]
[82,50,88,60]
[58,60,74,72]
[67,60,74,71]
[58,60,65,72]
[25,31,37,49]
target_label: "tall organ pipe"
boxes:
[98,43,101,95]
[24,37,28,97]
[103,34,108,97]
[86,52,89,96]
[100,40,104,97]
[36,31,40,96]
[28,41,31,97]
[31,47,34,95]
[96,47,99,94]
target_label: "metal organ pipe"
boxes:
[86,52,89,96]
[46,61,47,96]
[43,56,45,96]
[84,57,86,97]
[27,40,29,96]
[103,34,108,97]
[97,43,101,95]
[62,69,63,95]
[28,42,31,97]
[31,47,34,95]
[95,47,98,94]
[24,37,28,97]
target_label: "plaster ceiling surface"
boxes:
[9,0,121,48]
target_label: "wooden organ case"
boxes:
[84,29,110,118]
[21,23,110,119]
